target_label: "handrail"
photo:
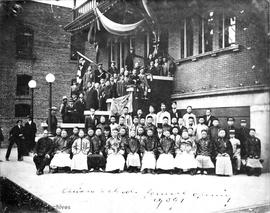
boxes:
[73,0,103,20]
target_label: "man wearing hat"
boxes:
[66,98,77,123]
[24,115,37,154]
[225,117,239,139]
[229,129,241,174]
[238,119,249,160]
[5,120,24,161]
[60,96,68,123]
[74,93,86,123]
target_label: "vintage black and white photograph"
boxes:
[0,0,269,212]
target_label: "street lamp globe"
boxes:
[28,79,37,89]
[45,73,55,83]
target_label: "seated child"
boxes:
[214,129,233,176]
[71,129,90,173]
[105,128,125,173]
[174,130,197,175]
[141,128,158,174]
[156,130,175,174]
[245,128,263,176]
[196,129,214,175]
[126,129,141,172]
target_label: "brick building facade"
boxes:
[0,1,77,144]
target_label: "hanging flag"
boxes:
[110,93,133,115]
[95,7,144,36]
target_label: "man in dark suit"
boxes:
[169,102,181,120]
[74,93,86,123]
[5,120,24,161]
[24,116,37,154]
[203,109,217,127]
[95,63,107,83]
[33,130,53,175]
[85,108,98,131]
[86,83,99,110]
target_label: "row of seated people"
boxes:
[33,115,262,176]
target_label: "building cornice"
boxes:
[171,85,270,100]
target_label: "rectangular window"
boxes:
[219,13,236,48]
[180,18,193,58]
[16,26,34,59]
[16,75,32,96]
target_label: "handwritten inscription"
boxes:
[62,187,231,211]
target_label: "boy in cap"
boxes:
[196,116,208,140]
[245,128,263,176]
[229,129,241,174]
[225,117,238,139]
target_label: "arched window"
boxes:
[16,25,34,59]
[16,74,32,96]
[15,104,30,117]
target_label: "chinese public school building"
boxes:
[0,0,269,171]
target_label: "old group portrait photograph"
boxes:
[0,0,269,212]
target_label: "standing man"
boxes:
[74,93,86,123]
[108,61,118,76]
[169,102,181,120]
[125,47,134,71]
[85,108,98,131]
[85,82,99,110]
[5,120,24,161]
[95,63,107,83]
[183,106,197,127]
[59,96,68,123]
[82,66,94,91]
[33,130,53,175]
[156,103,171,126]
[225,117,239,139]
[238,119,250,161]
[24,115,37,154]
[203,109,217,127]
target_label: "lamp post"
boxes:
[28,80,37,120]
[45,73,55,135]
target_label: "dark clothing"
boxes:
[246,136,261,158]
[141,136,158,154]
[60,102,69,123]
[209,126,220,143]
[34,137,53,156]
[203,115,217,127]
[158,137,174,155]
[214,137,233,159]
[0,127,4,147]
[108,67,118,75]
[85,87,99,110]
[53,137,70,154]
[66,105,77,123]
[116,80,127,97]
[95,69,107,83]
[196,137,213,156]
[87,135,106,169]
[178,125,187,137]
[126,137,140,154]
[33,137,53,172]
[74,99,86,123]
[110,83,118,98]
[46,115,58,136]
[125,53,134,71]
[169,109,181,120]
[67,134,79,159]
[238,127,250,158]
[24,121,37,152]
[162,124,171,133]
[85,116,98,131]
[5,125,24,160]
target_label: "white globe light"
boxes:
[28,80,37,88]
[45,73,55,83]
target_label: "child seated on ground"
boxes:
[126,129,141,172]
[196,129,214,175]
[156,130,175,174]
